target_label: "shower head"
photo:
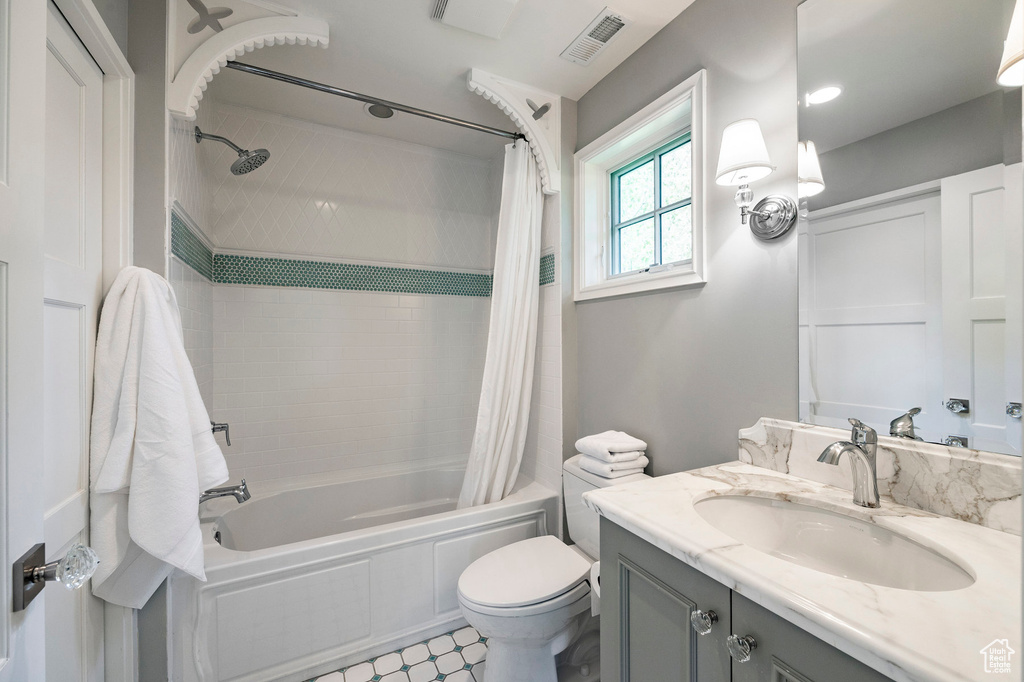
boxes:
[230,149,271,175]
[194,126,271,175]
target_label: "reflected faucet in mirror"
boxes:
[889,408,923,440]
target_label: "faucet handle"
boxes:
[848,418,877,444]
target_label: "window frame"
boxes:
[610,133,693,276]
[573,69,707,302]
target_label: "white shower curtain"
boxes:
[458,142,544,508]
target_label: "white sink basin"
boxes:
[695,495,975,592]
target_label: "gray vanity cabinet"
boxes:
[600,518,893,682]
[600,518,732,681]
[729,592,892,682]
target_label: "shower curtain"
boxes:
[458,141,544,508]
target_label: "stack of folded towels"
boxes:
[575,430,649,478]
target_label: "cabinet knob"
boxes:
[944,398,970,414]
[689,608,718,636]
[726,634,757,663]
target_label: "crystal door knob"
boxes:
[49,544,100,589]
[13,542,100,611]
[690,608,718,636]
[726,634,757,663]
[1008,402,1022,419]
[944,398,970,414]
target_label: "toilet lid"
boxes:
[458,536,592,608]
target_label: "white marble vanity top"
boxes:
[583,462,1022,682]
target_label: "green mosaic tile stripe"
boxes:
[170,211,214,281]
[539,253,555,286]
[214,254,494,297]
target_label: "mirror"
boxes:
[797,0,1023,455]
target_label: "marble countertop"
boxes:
[583,462,1022,682]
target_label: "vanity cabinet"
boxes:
[600,518,893,682]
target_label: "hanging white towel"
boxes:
[89,267,228,609]
[579,456,650,479]
[575,431,648,460]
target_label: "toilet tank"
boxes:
[563,454,649,559]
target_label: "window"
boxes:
[611,134,692,274]
[573,70,706,301]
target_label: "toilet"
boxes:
[457,455,650,682]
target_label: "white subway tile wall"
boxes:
[199,104,501,271]
[170,105,212,233]
[169,257,215,408]
[211,285,490,485]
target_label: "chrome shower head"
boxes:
[194,126,271,175]
[230,149,270,175]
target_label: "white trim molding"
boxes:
[167,15,329,120]
[573,70,707,301]
[467,69,561,195]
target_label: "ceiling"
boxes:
[798,0,1017,154]
[202,0,696,158]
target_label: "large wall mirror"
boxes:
[797,0,1023,455]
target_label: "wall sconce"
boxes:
[997,0,1022,86]
[798,140,825,198]
[715,119,797,240]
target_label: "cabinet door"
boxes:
[730,593,893,682]
[600,518,732,682]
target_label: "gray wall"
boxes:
[813,90,1023,209]
[92,0,127,56]
[575,0,800,475]
[127,0,168,275]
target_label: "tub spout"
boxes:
[200,479,250,505]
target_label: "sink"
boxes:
[694,495,975,591]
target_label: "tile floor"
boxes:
[309,627,487,682]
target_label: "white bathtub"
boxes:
[169,466,559,682]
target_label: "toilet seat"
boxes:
[458,536,592,613]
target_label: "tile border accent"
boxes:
[214,253,493,297]
[539,252,555,286]
[171,209,214,281]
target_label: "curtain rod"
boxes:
[225,61,525,142]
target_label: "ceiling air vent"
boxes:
[431,0,520,39]
[560,8,629,66]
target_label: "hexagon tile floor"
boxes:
[308,627,487,682]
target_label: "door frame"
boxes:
[45,1,135,680]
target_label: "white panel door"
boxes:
[0,0,48,677]
[42,3,104,681]
[941,163,1023,455]
[800,191,942,438]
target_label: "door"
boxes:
[42,3,105,681]
[941,163,1023,455]
[0,0,50,678]
[800,191,943,436]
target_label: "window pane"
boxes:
[660,142,692,206]
[661,207,693,263]
[617,161,655,222]
[619,218,655,272]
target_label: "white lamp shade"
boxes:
[798,140,825,198]
[715,119,774,186]
[998,0,1023,87]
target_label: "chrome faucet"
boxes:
[200,479,250,505]
[817,418,880,508]
[889,407,922,440]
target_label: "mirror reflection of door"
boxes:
[797,0,1022,455]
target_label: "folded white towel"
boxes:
[90,267,229,609]
[576,431,648,461]
[580,455,650,478]
[578,449,644,464]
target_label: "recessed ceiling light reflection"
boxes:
[805,86,843,106]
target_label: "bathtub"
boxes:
[169,465,559,682]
